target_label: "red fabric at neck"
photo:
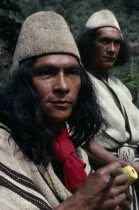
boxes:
[52,127,87,193]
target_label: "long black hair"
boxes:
[0,57,103,166]
[76,27,130,69]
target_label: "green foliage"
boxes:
[0,0,22,53]
[111,56,139,107]
[123,0,139,10]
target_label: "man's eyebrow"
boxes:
[98,36,121,41]
[66,64,80,69]
[32,64,58,70]
[32,63,81,71]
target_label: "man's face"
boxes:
[91,27,121,71]
[32,54,81,125]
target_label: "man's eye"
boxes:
[34,69,54,76]
[101,39,110,44]
[97,38,111,45]
[115,40,121,45]
[40,70,52,75]
[68,69,80,75]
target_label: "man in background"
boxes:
[77,9,139,209]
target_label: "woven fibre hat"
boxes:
[86,9,121,34]
[12,11,80,71]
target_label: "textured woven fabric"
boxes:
[88,74,139,209]
[88,73,139,149]
[0,124,91,209]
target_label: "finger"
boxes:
[108,185,128,198]
[114,173,128,185]
[120,200,132,210]
[125,191,133,202]
[98,161,122,175]
[104,193,126,208]
[113,193,126,206]
[112,168,123,177]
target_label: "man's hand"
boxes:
[56,162,129,210]
[77,162,129,210]
[118,190,132,210]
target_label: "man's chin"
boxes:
[46,112,72,124]
[103,63,115,70]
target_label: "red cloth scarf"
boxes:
[52,127,87,193]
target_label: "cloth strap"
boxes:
[52,127,87,193]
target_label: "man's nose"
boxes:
[53,73,69,94]
[108,42,115,53]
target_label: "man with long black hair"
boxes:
[77,9,139,209]
[0,11,130,209]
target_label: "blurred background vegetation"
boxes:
[0,0,139,105]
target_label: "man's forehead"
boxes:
[33,54,80,68]
[96,27,122,39]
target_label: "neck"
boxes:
[45,121,65,136]
[88,64,108,81]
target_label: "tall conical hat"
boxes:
[86,9,122,36]
[12,11,80,71]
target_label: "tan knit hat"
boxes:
[86,9,122,34]
[12,11,80,71]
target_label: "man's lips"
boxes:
[47,100,72,108]
[103,56,115,61]
[48,100,71,104]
